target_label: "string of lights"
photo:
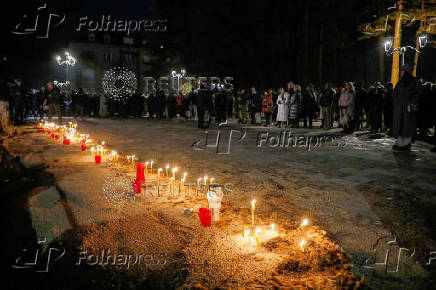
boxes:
[102,67,137,100]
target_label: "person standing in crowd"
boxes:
[188,88,198,120]
[156,90,166,118]
[276,87,289,128]
[73,88,86,120]
[236,88,248,124]
[301,85,317,128]
[383,82,394,136]
[99,93,108,117]
[10,79,26,124]
[38,86,48,121]
[289,84,301,127]
[197,82,212,129]
[392,64,422,151]
[262,89,273,127]
[176,91,185,119]
[272,88,278,126]
[47,82,62,124]
[248,87,260,124]
[338,82,355,134]
[286,81,295,97]
[353,82,367,131]
[215,85,228,125]
[367,82,384,134]
[319,83,335,130]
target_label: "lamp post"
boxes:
[171,69,186,93]
[384,36,426,81]
[56,51,76,83]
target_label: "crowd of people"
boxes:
[1,65,435,152]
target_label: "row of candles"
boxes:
[36,121,217,195]
[37,121,317,254]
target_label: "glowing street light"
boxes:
[171,69,186,92]
[56,51,76,83]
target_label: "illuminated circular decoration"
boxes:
[102,67,137,100]
[102,174,135,207]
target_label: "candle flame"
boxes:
[301,218,309,227]
[271,223,275,231]
[251,199,256,207]
[255,227,261,236]
[158,168,162,172]
[300,240,306,252]
[166,164,169,169]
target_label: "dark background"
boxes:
[0,0,435,89]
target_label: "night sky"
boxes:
[1,0,435,88]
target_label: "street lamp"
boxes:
[56,51,76,83]
[384,40,419,67]
[171,69,186,92]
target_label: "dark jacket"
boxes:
[392,73,422,138]
[47,87,61,105]
[319,88,335,107]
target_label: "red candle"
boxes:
[63,139,70,145]
[51,133,55,138]
[81,144,87,151]
[136,162,146,182]
[95,155,101,164]
[198,208,211,227]
[132,179,142,194]
[55,134,60,140]
[41,129,45,133]
[47,130,51,135]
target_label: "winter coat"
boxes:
[301,90,317,117]
[338,90,355,117]
[319,88,335,107]
[392,73,422,138]
[262,94,273,113]
[276,93,289,122]
[289,92,300,120]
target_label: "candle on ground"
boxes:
[300,240,306,252]
[251,199,256,228]
[172,168,178,181]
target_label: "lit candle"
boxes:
[131,155,135,165]
[271,223,275,231]
[243,229,250,242]
[254,227,261,249]
[150,161,154,173]
[251,199,256,228]
[145,161,149,174]
[210,177,215,185]
[172,168,178,180]
[181,178,185,191]
[301,218,308,227]
[165,164,170,177]
[300,240,306,252]
[203,176,208,185]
